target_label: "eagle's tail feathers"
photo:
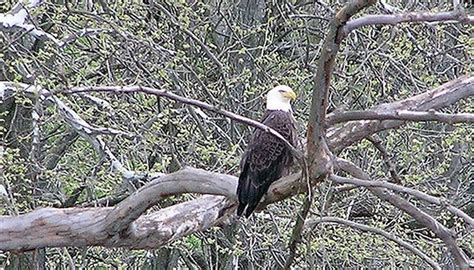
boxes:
[237,165,250,216]
[244,185,264,217]
[237,201,246,216]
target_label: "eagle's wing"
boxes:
[237,111,296,217]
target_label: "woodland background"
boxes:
[0,0,473,269]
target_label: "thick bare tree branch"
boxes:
[0,166,325,251]
[307,0,376,166]
[0,194,232,251]
[328,74,474,153]
[287,1,378,267]
[0,167,235,251]
[342,10,474,36]
[103,167,237,235]
[327,109,474,125]
[299,1,472,265]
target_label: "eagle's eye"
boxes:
[278,89,285,93]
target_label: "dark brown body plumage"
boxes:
[237,110,297,217]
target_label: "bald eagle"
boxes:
[237,85,298,217]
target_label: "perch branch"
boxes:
[103,167,237,235]
[0,167,322,251]
[0,168,236,251]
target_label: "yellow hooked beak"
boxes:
[282,89,297,101]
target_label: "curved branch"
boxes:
[306,217,441,269]
[103,167,237,235]
[343,10,474,36]
[0,163,328,252]
[0,195,232,251]
[0,167,236,251]
[335,161,472,268]
[330,175,474,228]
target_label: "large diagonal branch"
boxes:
[307,0,376,164]
[327,74,474,153]
[334,161,472,268]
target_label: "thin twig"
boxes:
[64,85,304,163]
[366,135,402,183]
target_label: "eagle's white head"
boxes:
[266,85,296,112]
